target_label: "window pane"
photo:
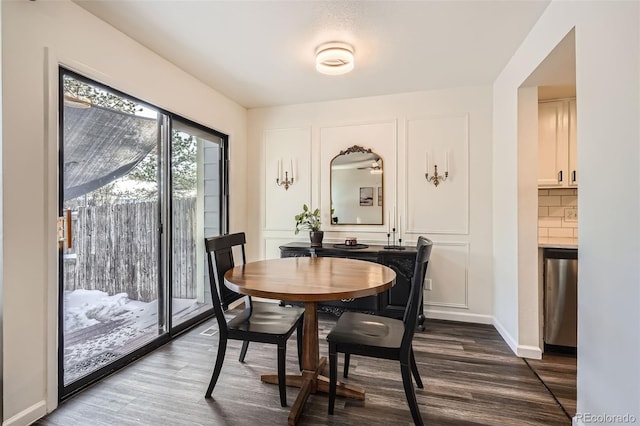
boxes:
[61,73,163,386]
[171,119,221,327]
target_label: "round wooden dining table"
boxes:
[224,256,396,426]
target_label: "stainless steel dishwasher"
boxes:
[544,248,578,348]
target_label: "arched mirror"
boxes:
[330,145,383,225]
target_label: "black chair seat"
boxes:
[227,304,305,339]
[327,311,403,351]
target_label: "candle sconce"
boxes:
[425,151,450,187]
[276,159,295,191]
[425,165,448,187]
[277,171,294,190]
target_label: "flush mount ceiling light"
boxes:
[315,42,355,75]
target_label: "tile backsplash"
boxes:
[538,188,578,238]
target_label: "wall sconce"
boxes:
[276,159,294,190]
[425,152,449,187]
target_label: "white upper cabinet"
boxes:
[568,99,577,186]
[538,99,577,187]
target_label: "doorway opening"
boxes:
[517,28,577,417]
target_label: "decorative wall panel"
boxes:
[406,115,469,235]
[424,242,469,308]
[264,127,311,231]
[264,237,298,260]
[319,120,397,233]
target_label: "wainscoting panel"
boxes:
[263,237,304,260]
[319,120,397,234]
[405,115,469,235]
[264,127,311,231]
[424,241,469,308]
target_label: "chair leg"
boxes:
[401,362,423,426]
[205,336,227,398]
[296,318,303,371]
[328,344,337,415]
[410,347,423,389]
[343,353,351,378]
[239,340,249,363]
[277,343,287,407]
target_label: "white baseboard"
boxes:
[517,344,542,359]
[491,317,542,359]
[3,400,47,426]
[492,316,518,355]
[428,312,543,359]
[424,309,493,324]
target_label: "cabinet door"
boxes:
[538,101,568,187]
[378,254,416,319]
[568,99,578,186]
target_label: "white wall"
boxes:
[248,86,494,323]
[517,86,541,358]
[1,1,247,424]
[0,4,4,422]
[493,0,639,421]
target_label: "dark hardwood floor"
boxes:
[38,307,571,425]
[525,353,577,418]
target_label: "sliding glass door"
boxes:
[170,119,222,329]
[59,69,227,397]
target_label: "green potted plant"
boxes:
[294,204,324,247]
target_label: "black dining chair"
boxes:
[204,232,304,407]
[326,236,433,425]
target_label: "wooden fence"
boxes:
[63,198,197,302]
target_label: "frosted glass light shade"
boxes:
[315,42,355,75]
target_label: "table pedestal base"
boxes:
[260,356,365,425]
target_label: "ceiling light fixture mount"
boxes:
[315,42,355,75]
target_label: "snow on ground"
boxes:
[63,289,205,384]
[64,289,155,333]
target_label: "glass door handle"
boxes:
[57,216,65,250]
[66,209,73,249]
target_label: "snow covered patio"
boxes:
[63,289,210,384]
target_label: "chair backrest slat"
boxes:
[401,237,433,350]
[205,232,247,252]
[205,232,248,336]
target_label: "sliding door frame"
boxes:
[165,114,229,335]
[57,67,228,400]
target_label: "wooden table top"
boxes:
[224,257,396,302]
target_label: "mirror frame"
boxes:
[330,145,383,226]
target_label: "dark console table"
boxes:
[279,242,425,330]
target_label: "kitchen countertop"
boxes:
[538,237,578,249]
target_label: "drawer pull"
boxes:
[340,298,355,303]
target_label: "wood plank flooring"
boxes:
[525,353,577,418]
[37,308,571,425]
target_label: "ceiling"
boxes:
[74,0,550,109]
[523,29,577,100]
